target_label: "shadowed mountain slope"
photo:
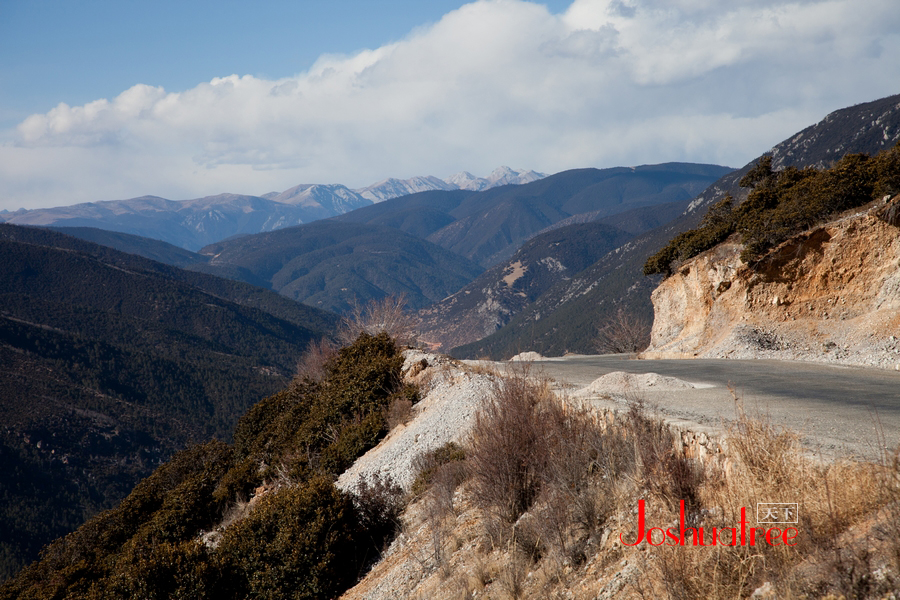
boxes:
[336,164,733,268]
[0,224,339,581]
[198,221,484,314]
[417,222,634,351]
[49,226,209,267]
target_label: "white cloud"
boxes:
[2,0,899,209]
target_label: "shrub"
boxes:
[294,337,338,383]
[644,142,900,276]
[231,331,403,480]
[626,401,703,515]
[216,475,360,600]
[594,308,652,354]
[411,442,467,498]
[339,294,420,346]
[467,372,552,525]
[0,441,233,599]
[351,472,406,561]
[1,332,412,600]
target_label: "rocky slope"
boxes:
[416,223,634,351]
[644,196,900,369]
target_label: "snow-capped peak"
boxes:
[447,167,547,191]
[356,176,457,203]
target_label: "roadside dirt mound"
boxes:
[508,350,545,361]
[337,350,499,493]
[573,371,702,397]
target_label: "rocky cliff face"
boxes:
[644,196,900,369]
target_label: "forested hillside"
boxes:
[1,333,410,599]
[0,225,338,581]
[197,221,485,313]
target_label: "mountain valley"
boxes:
[2,92,900,596]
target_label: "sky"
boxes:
[1,0,899,211]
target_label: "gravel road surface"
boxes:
[490,355,900,461]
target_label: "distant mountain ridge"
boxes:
[1,167,546,251]
[35,165,728,323]
[197,220,485,314]
[337,163,733,268]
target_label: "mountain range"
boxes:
[1,167,545,251]
[334,163,731,268]
[453,92,900,358]
[45,163,728,318]
[3,92,900,589]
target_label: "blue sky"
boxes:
[1,0,899,210]
[0,1,570,129]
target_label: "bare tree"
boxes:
[339,294,420,346]
[295,337,339,382]
[594,308,651,354]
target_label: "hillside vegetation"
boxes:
[343,364,900,599]
[50,226,210,267]
[644,143,900,276]
[418,222,635,351]
[0,225,339,582]
[0,333,411,600]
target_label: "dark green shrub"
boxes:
[351,472,406,561]
[216,476,360,600]
[410,442,467,497]
[0,441,232,599]
[108,540,218,600]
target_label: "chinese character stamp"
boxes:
[757,503,798,524]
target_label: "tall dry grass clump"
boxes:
[466,368,639,571]
[467,369,553,527]
[644,399,900,599]
[339,294,420,346]
[295,337,338,382]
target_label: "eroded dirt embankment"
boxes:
[643,197,900,369]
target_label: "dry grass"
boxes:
[644,400,899,599]
[339,294,420,346]
[356,371,900,600]
[295,337,338,382]
[467,367,563,535]
[460,360,500,377]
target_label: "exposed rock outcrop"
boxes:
[644,196,900,369]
